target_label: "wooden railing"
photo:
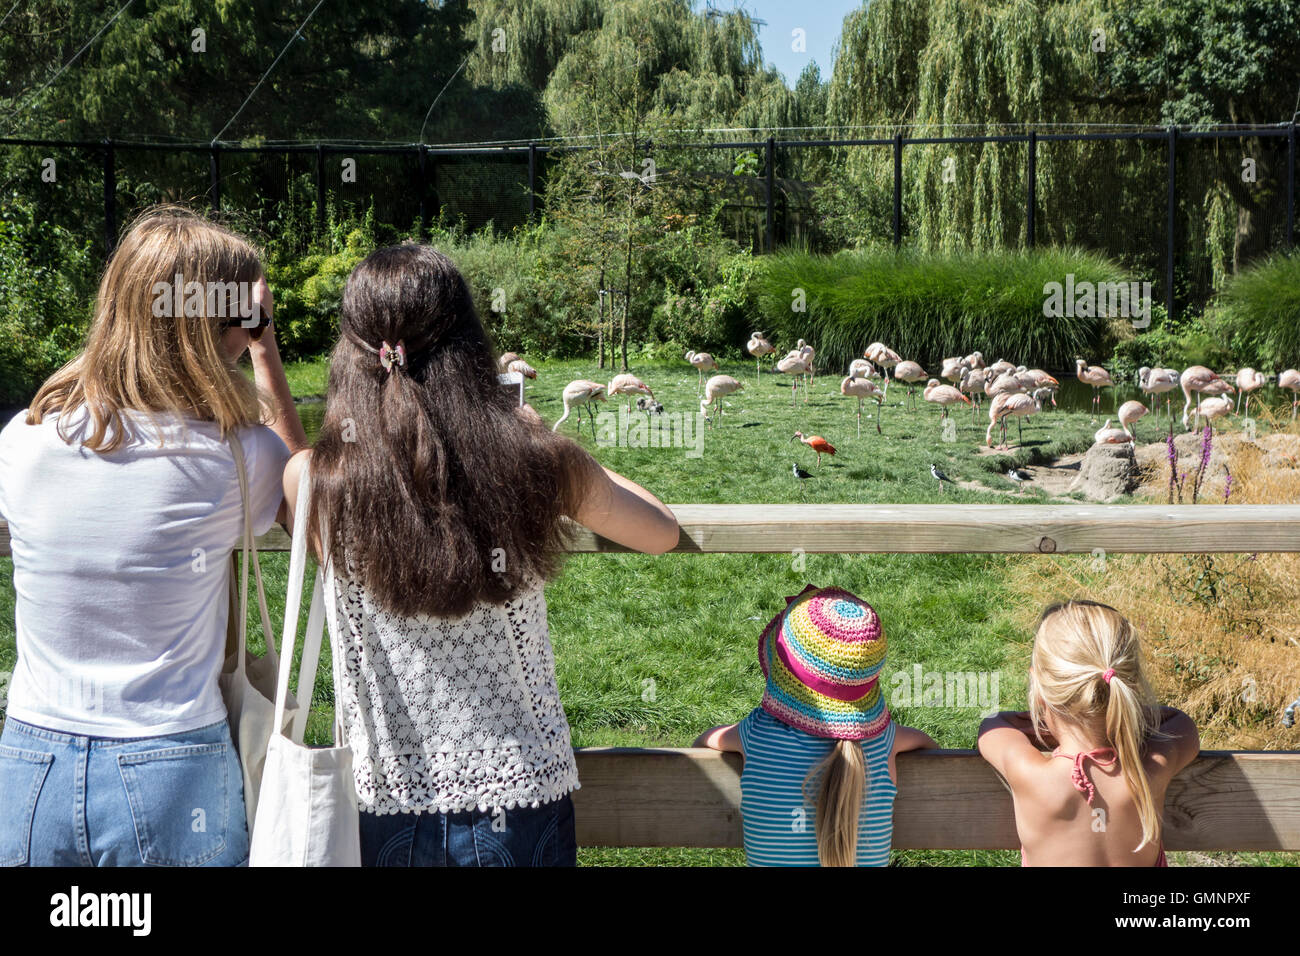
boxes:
[5,503,1300,852]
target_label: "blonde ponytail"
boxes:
[804,740,868,867]
[1031,600,1162,854]
[1104,672,1161,850]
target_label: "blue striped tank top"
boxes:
[737,707,898,866]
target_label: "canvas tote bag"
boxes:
[249,463,361,866]
[219,431,301,834]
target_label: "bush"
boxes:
[754,245,1129,373]
[1110,312,1233,379]
[1209,252,1300,370]
[0,197,95,406]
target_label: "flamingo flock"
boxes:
[519,332,1300,491]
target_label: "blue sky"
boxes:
[714,0,865,87]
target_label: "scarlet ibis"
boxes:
[792,431,836,468]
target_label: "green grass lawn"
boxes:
[1,355,1290,867]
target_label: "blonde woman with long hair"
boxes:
[979,600,1199,866]
[0,206,307,866]
[697,585,935,866]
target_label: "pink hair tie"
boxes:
[379,340,407,373]
[1102,668,1115,684]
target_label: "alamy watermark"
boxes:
[150,274,260,322]
[1043,274,1152,329]
[890,664,1000,716]
[592,406,704,459]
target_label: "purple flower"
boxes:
[1224,473,1233,502]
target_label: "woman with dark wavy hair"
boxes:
[280,244,678,867]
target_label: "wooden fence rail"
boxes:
[6,504,1300,557]
[572,748,1300,851]
[5,503,1300,853]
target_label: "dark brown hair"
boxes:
[308,244,594,618]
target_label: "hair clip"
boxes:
[379,340,406,373]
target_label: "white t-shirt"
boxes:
[0,407,289,737]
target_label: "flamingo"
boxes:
[685,350,718,392]
[841,375,884,436]
[747,332,775,379]
[963,351,986,370]
[776,349,811,405]
[986,391,1044,449]
[894,361,928,410]
[1279,369,1300,421]
[1075,358,1114,418]
[507,359,538,380]
[607,373,654,412]
[1093,420,1134,445]
[552,380,607,438]
[848,358,875,380]
[987,359,1016,377]
[1235,367,1266,417]
[1019,368,1060,391]
[1180,366,1233,431]
[941,357,968,384]
[700,374,744,425]
[497,351,521,371]
[923,378,971,420]
[792,431,836,468]
[796,340,816,388]
[1138,366,1179,418]
[1199,395,1234,435]
[865,343,901,400]
[1117,400,1148,440]
[986,370,1026,401]
[960,366,990,422]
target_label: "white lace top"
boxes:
[324,562,580,815]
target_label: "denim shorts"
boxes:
[359,794,577,867]
[0,716,249,867]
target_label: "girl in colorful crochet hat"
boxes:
[695,584,936,866]
[978,600,1200,866]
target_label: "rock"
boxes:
[1069,442,1139,501]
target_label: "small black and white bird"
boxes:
[1007,467,1031,484]
[792,461,813,482]
[930,463,954,491]
[636,396,664,416]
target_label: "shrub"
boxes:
[754,245,1129,373]
[0,197,95,407]
[1209,252,1300,370]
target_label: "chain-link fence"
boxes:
[1,124,1294,318]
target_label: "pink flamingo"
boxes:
[1180,366,1233,431]
[552,380,607,438]
[894,360,928,411]
[1075,358,1114,418]
[1093,420,1134,445]
[1117,400,1148,440]
[506,358,538,380]
[986,391,1042,449]
[1199,395,1234,435]
[923,378,971,421]
[607,373,654,412]
[746,332,775,379]
[1279,369,1300,421]
[1138,366,1179,418]
[685,350,718,392]
[841,375,884,436]
[776,349,811,405]
[865,343,901,400]
[1235,367,1266,416]
[700,374,743,425]
[941,357,968,383]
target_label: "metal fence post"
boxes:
[765,135,775,252]
[208,143,221,213]
[1287,122,1296,250]
[418,145,429,239]
[316,144,326,234]
[893,133,903,248]
[1026,130,1037,248]
[528,142,537,219]
[103,139,116,255]
[1166,125,1176,322]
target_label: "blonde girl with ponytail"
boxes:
[979,600,1200,866]
[696,585,935,867]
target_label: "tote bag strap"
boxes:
[273,461,339,745]
[228,431,279,680]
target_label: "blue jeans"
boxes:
[359,794,577,867]
[0,716,249,867]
